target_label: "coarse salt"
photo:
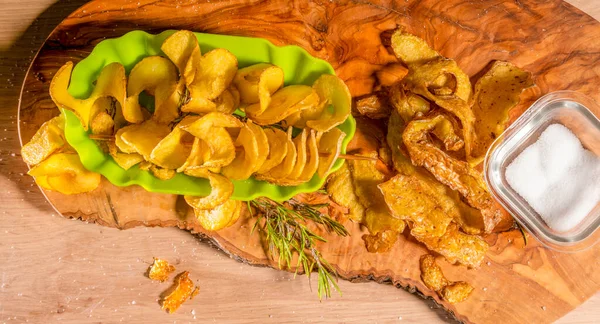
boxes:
[506,124,600,232]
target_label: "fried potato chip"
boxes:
[403,114,514,233]
[378,174,453,238]
[286,128,308,181]
[150,165,176,180]
[469,61,534,163]
[50,62,126,130]
[412,223,488,268]
[390,29,440,65]
[305,74,352,132]
[28,153,101,194]
[326,163,365,222]
[248,85,319,125]
[148,257,176,282]
[419,254,449,291]
[150,116,198,169]
[90,110,115,136]
[119,120,171,160]
[187,48,238,100]
[362,230,399,253]
[181,112,243,169]
[215,86,240,115]
[246,121,269,171]
[440,281,473,304]
[112,151,145,170]
[255,127,296,181]
[296,130,319,182]
[363,207,406,235]
[355,92,392,120]
[222,122,260,180]
[184,169,234,210]
[177,138,210,172]
[161,30,199,74]
[257,128,288,174]
[316,128,346,178]
[161,271,197,314]
[21,115,65,166]
[191,199,242,231]
[235,63,284,115]
[125,56,180,124]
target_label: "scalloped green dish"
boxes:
[63,30,355,201]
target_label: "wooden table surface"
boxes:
[1,1,599,323]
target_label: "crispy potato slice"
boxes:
[90,110,115,136]
[257,128,288,174]
[28,153,101,194]
[184,168,234,210]
[362,230,399,253]
[286,128,308,180]
[215,86,240,115]
[412,223,488,268]
[187,48,238,100]
[403,113,514,233]
[177,138,210,172]
[191,199,242,231]
[469,61,534,162]
[161,271,197,314]
[119,120,171,160]
[21,115,65,166]
[390,29,440,65]
[50,62,126,130]
[255,127,296,182]
[326,163,365,222]
[161,30,199,74]
[150,116,198,169]
[248,85,319,125]
[419,254,449,291]
[440,281,473,304]
[148,257,176,282]
[305,74,352,132]
[355,92,392,120]
[316,128,346,178]
[235,63,284,115]
[112,152,144,170]
[296,130,318,182]
[246,121,269,172]
[222,122,260,180]
[378,174,453,238]
[150,165,176,180]
[125,56,180,124]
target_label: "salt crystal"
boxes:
[506,124,600,232]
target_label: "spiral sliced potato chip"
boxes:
[21,115,65,166]
[316,128,346,178]
[255,127,296,181]
[50,62,126,131]
[187,48,238,100]
[28,153,101,194]
[191,199,242,231]
[161,30,199,74]
[118,120,171,160]
[257,128,288,174]
[248,85,319,125]
[287,128,308,181]
[150,116,198,169]
[222,122,260,180]
[237,63,285,115]
[184,169,234,210]
[305,74,352,132]
[297,129,318,182]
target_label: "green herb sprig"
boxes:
[249,197,348,300]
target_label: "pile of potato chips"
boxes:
[329,28,533,276]
[23,30,351,231]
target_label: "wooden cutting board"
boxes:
[17,0,600,323]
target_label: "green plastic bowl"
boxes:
[63,30,355,201]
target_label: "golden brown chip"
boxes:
[21,115,65,166]
[402,113,514,233]
[222,122,260,180]
[187,48,238,100]
[50,62,126,130]
[90,110,115,136]
[412,224,488,268]
[286,128,308,180]
[257,128,288,174]
[235,63,284,114]
[150,165,176,180]
[248,85,319,125]
[390,29,440,65]
[119,120,172,160]
[161,30,199,74]
[161,271,197,314]
[440,281,474,304]
[150,116,198,169]
[148,258,176,282]
[419,254,449,291]
[28,153,101,194]
[246,121,269,172]
[191,199,243,231]
[355,92,391,120]
[255,127,296,182]
[326,163,365,222]
[214,87,240,115]
[184,169,234,210]
[469,61,534,163]
[305,74,352,132]
[362,230,399,253]
[316,128,346,178]
[296,129,319,182]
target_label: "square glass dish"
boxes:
[484,91,600,252]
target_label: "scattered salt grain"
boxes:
[506,124,600,232]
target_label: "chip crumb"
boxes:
[161,271,199,314]
[148,258,176,282]
[419,254,474,304]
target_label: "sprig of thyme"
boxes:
[248,197,348,300]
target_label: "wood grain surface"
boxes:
[2,0,600,323]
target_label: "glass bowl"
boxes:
[484,91,600,252]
